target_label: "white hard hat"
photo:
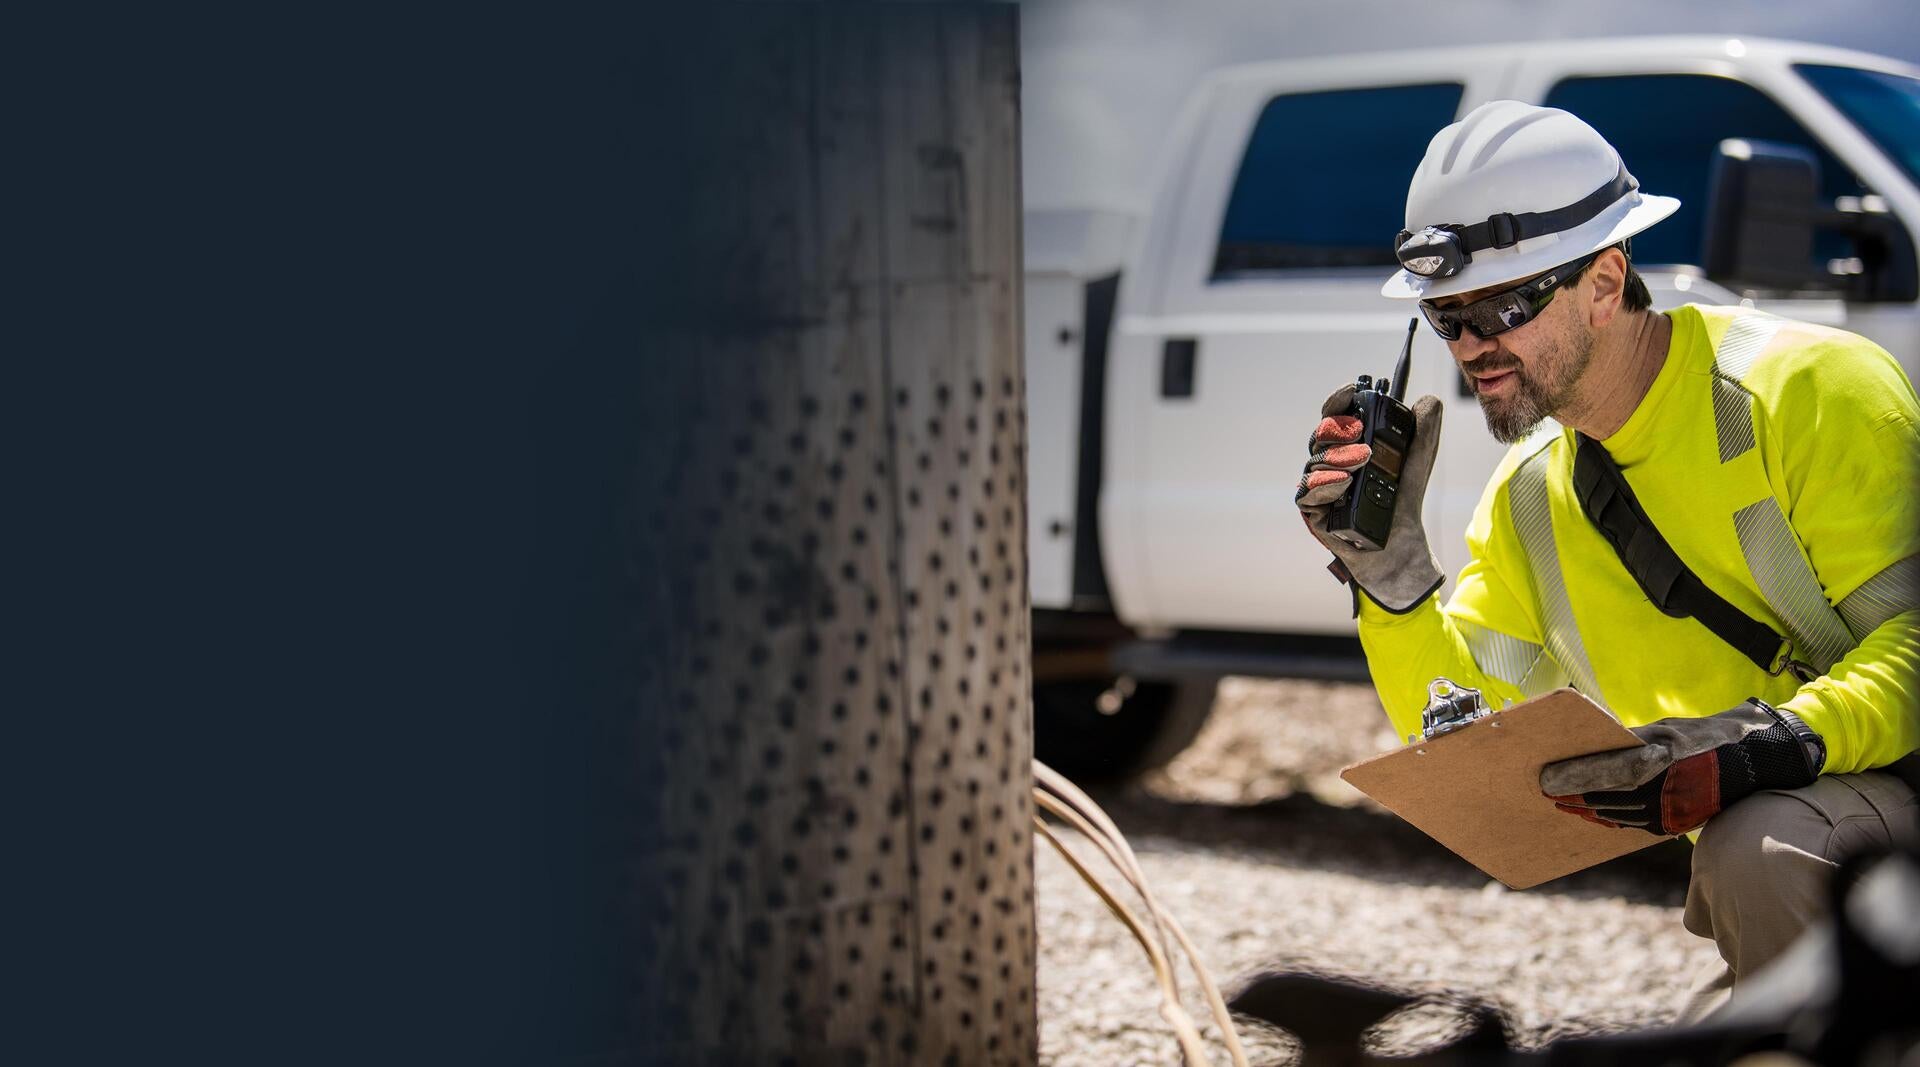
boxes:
[1381,100,1680,301]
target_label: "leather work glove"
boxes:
[1294,383,1445,613]
[1540,699,1827,837]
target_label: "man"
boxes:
[1295,100,1920,1017]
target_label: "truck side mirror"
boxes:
[1701,139,1821,291]
[1702,138,1919,302]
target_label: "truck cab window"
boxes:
[1795,65,1920,186]
[1544,74,1867,275]
[1212,83,1464,278]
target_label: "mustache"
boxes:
[1460,353,1523,378]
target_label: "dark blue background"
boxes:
[11,5,710,1063]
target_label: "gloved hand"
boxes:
[1540,699,1826,836]
[1294,384,1446,613]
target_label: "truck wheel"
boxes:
[1030,675,1219,782]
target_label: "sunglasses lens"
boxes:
[1418,303,1461,341]
[1464,292,1534,337]
[1421,289,1535,341]
[1412,252,1593,341]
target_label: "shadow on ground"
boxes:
[1077,782,1696,906]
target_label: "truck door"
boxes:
[1100,78,1474,634]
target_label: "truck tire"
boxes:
[1030,675,1219,782]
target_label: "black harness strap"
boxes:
[1571,432,1799,677]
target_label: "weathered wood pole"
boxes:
[628,3,1034,1063]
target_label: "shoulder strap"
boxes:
[1571,432,1812,681]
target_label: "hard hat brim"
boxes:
[1380,193,1682,302]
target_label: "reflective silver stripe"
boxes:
[1732,498,1856,673]
[1837,554,1920,641]
[1508,446,1607,709]
[1710,377,1756,463]
[1714,313,1863,671]
[1517,415,1562,453]
[1710,315,1780,462]
[1455,617,1561,696]
[1713,313,1783,380]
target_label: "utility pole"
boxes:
[627,4,1034,1062]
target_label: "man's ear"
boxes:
[1584,248,1628,328]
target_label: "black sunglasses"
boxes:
[1417,251,1601,341]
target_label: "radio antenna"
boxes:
[1389,317,1416,402]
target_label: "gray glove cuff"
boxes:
[1348,568,1445,616]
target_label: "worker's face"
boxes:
[1431,274,1594,444]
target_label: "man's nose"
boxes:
[1449,328,1498,366]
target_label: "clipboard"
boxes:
[1339,686,1661,889]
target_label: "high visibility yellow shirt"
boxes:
[1357,304,1920,774]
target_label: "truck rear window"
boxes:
[1796,64,1920,188]
[1544,74,1865,270]
[1212,83,1464,278]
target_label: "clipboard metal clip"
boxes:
[1414,677,1493,742]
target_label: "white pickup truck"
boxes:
[1024,36,1920,778]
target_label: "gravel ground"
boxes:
[1034,678,1718,1065]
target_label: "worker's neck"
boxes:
[1556,309,1671,440]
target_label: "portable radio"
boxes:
[1324,319,1418,552]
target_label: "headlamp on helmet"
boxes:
[1390,164,1639,286]
[1394,226,1468,279]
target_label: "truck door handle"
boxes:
[1161,338,1198,398]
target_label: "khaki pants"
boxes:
[1678,760,1919,1022]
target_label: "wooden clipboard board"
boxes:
[1339,688,1662,889]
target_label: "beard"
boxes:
[1466,328,1595,444]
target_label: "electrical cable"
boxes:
[1033,761,1248,1062]
[1032,759,1252,1067]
